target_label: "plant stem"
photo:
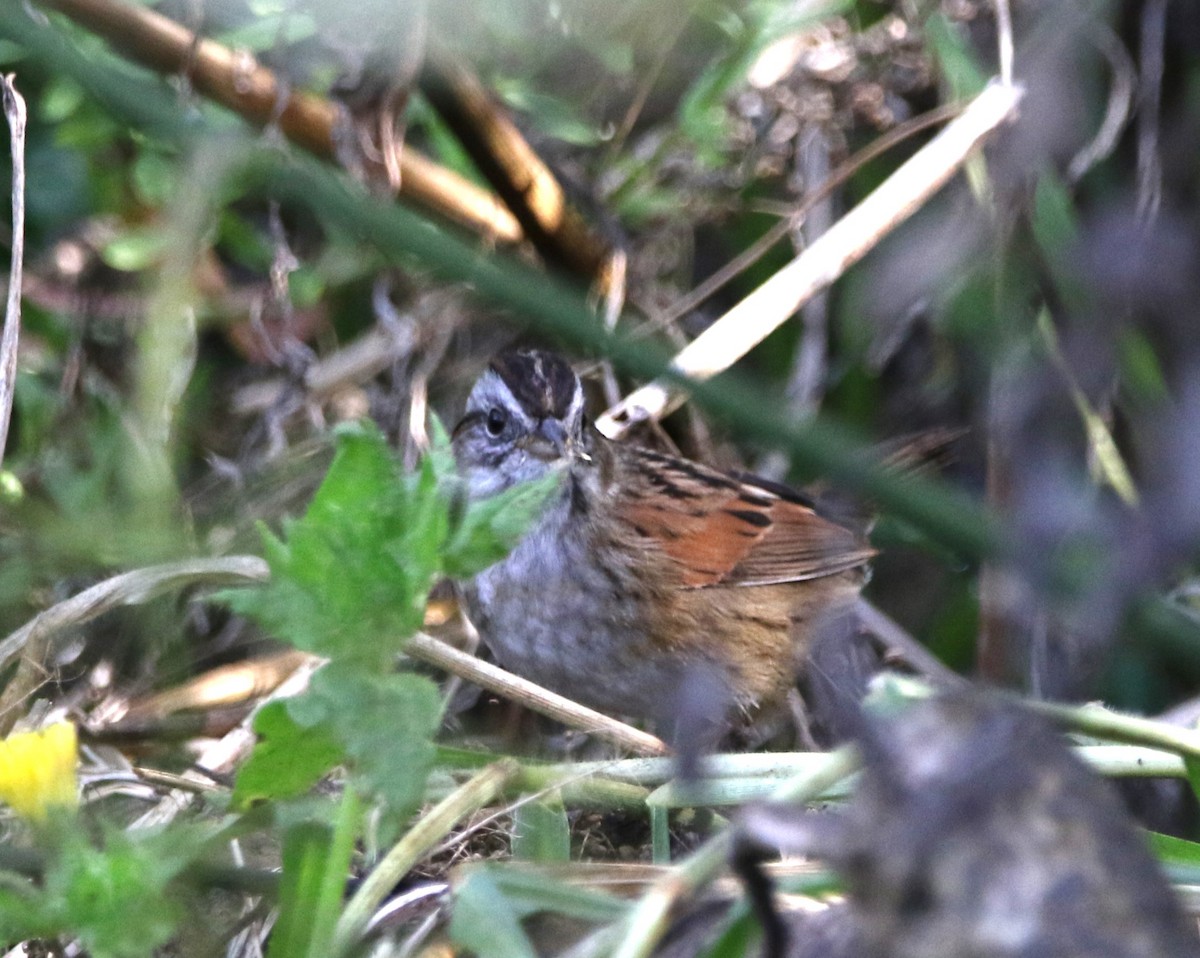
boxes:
[331,759,519,957]
[611,746,859,958]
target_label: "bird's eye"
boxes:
[485,407,508,437]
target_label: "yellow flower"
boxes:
[0,722,79,822]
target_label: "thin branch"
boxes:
[406,632,671,757]
[37,0,521,244]
[646,102,965,338]
[421,52,613,285]
[0,74,26,470]
[596,81,1024,439]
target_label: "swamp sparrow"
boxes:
[452,350,875,736]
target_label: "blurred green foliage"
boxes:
[0,0,1199,954]
[0,820,209,958]
[228,421,556,816]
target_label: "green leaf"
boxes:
[1148,831,1200,884]
[451,864,627,927]
[443,470,560,578]
[39,825,205,958]
[216,12,316,51]
[1031,171,1089,313]
[288,266,325,309]
[233,701,343,808]
[227,418,553,668]
[511,794,570,863]
[924,14,987,99]
[0,879,54,945]
[1119,329,1170,406]
[449,868,538,958]
[308,663,444,816]
[41,77,85,122]
[425,415,457,481]
[225,421,446,668]
[1032,173,1077,258]
[494,81,607,146]
[101,227,166,272]
[1183,756,1200,804]
[268,789,360,958]
[132,148,177,207]
[698,901,758,958]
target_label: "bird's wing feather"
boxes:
[621,448,875,589]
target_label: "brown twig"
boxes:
[37,0,522,244]
[406,631,671,757]
[420,52,614,287]
[0,74,26,470]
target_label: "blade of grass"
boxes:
[268,787,361,958]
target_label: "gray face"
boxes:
[452,351,586,499]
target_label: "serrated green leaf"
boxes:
[40,825,205,958]
[310,664,443,816]
[443,471,560,578]
[225,421,442,667]
[233,701,343,808]
[0,880,54,945]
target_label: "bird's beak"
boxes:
[519,419,569,462]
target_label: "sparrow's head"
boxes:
[452,350,588,498]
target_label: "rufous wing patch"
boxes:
[623,451,875,588]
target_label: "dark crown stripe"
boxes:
[490,350,579,420]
